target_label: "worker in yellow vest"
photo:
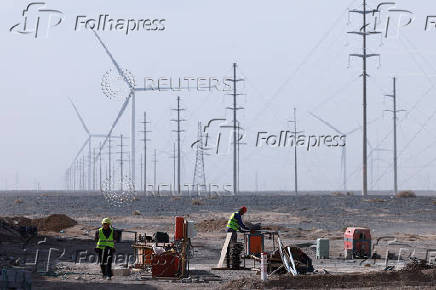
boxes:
[226,206,249,242]
[95,217,117,280]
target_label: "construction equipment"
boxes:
[132,216,195,278]
[344,227,371,258]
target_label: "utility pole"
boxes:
[170,143,176,194]
[225,63,244,195]
[171,97,186,195]
[289,107,301,195]
[93,148,96,190]
[139,112,151,193]
[119,134,124,191]
[99,142,102,190]
[348,0,381,196]
[140,153,143,192]
[385,77,403,196]
[82,155,86,190]
[108,135,112,191]
[88,139,91,190]
[153,149,157,195]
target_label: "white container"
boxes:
[187,220,197,238]
[260,252,267,281]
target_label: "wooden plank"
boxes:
[216,232,233,268]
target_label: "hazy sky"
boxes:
[1,0,436,192]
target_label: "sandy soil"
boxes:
[1,193,436,289]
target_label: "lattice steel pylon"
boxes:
[193,122,207,195]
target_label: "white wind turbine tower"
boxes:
[69,98,115,190]
[309,112,360,192]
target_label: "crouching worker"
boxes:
[226,206,250,242]
[95,217,118,280]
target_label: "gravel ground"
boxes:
[2,193,436,234]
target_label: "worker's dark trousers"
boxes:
[227,229,238,243]
[96,247,114,277]
[226,229,238,267]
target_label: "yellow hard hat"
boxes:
[101,217,112,225]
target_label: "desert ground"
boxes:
[1,191,436,289]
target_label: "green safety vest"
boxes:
[227,212,240,231]
[96,227,114,249]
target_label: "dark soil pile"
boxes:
[224,268,436,289]
[0,214,77,235]
[31,214,77,232]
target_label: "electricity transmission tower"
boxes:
[225,63,244,195]
[288,107,302,195]
[171,97,186,195]
[348,0,381,196]
[384,77,404,196]
[139,111,151,193]
[193,122,208,195]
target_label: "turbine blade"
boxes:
[309,112,344,135]
[345,126,362,135]
[98,92,132,154]
[69,98,90,135]
[93,31,134,90]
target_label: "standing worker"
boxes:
[226,206,250,242]
[95,217,118,280]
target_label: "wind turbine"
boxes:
[309,112,360,191]
[93,31,194,189]
[69,98,119,190]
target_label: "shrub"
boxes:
[192,199,203,206]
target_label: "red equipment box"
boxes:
[344,227,371,258]
[151,253,181,277]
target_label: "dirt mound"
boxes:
[196,218,227,232]
[0,217,36,242]
[31,214,77,232]
[0,214,77,238]
[402,258,434,272]
[396,190,416,198]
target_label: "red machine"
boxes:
[344,227,371,258]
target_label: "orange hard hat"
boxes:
[240,206,247,214]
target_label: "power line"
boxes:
[171,96,186,195]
